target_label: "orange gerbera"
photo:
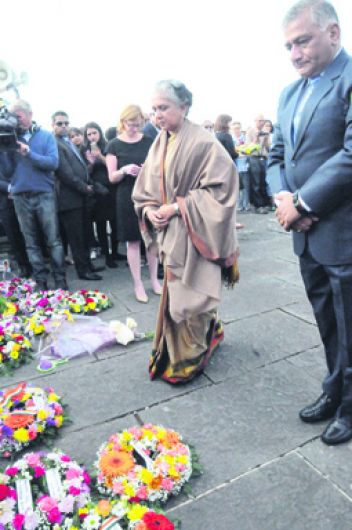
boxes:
[99,450,134,477]
[4,414,34,429]
[150,474,163,490]
[97,499,112,517]
[162,431,180,448]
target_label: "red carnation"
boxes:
[0,484,10,501]
[142,512,175,530]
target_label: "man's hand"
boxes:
[274,192,301,231]
[291,215,319,233]
[17,141,30,156]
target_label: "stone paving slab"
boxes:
[220,276,305,323]
[281,300,316,325]
[11,347,210,432]
[169,452,352,530]
[206,308,321,383]
[285,345,327,385]
[138,361,324,498]
[298,439,352,497]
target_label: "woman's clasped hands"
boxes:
[147,204,177,230]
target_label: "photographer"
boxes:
[0,150,31,277]
[8,99,67,291]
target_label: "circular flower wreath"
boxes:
[1,450,91,530]
[66,290,112,315]
[78,499,175,530]
[95,424,192,503]
[0,383,69,457]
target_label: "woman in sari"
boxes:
[133,80,239,384]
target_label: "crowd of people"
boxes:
[1,0,352,449]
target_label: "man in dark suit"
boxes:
[52,111,103,281]
[142,111,160,140]
[267,0,352,445]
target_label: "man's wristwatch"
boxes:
[292,190,307,215]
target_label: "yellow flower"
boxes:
[78,508,88,516]
[87,302,96,310]
[21,393,31,401]
[37,425,44,433]
[48,392,59,402]
[24,339,32,347]
[168,467,180,479]
[127,504,148,521]
[13,428,30,442]
[12,343,21,352]
[55,416,63,427]
[34,324,44,334]
[69,527,79,530]
[124,483,135,498]
[10,350,19,360]
[64,310,73,321]
[178,455,188,464]
[37,410,49,421]
[139,468,154,485]
[72,304,81,313]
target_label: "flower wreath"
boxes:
[95,424,192,503]
[78,499,175,530]
[0,383,69,458]
[66,290,112,315]
[0,278,35,302]
[1,450,92,530]
[0,327,32,376]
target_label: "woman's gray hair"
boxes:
[283,0,339,30]
[154,80,193,114]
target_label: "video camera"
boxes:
[0,105,18,151]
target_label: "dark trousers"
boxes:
[248,157,269,208]
[300,248,352,418]
[13,192,65,283]
[0,206,31,271]
[59,208,91,276]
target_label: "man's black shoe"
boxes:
[106,257,118,268]
[299,393,338,423]
[78,272,102,280]
[89,264,105,273]
[321,417,352,445]
[115,252,127,261]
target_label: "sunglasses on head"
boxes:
[55,121,69,126]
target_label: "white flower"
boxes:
[109,320,135,346]
[0,497,16,525]
[126,318,137,330]
[82,512,101,530]
[111,500,128,519]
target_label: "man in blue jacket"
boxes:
[267,0,352,444]
[9,99,67,291]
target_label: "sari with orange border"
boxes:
[133,119,239,383]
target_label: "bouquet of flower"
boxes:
[66,290,112,315]
[77,499,175,530]
[95,424,192,503]
[1,450,92,530]
[0,326,32,376]
[0,383,70,457]
[235,142,261,155]
[0,278,35,302]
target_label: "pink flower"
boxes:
[5,467,19,476]
[83,471,91,484]
[36,298,49,308]
[65,468,81,480]
[25,454,41,467]
[161,478,174,491]
[12,514,25,530]
[37,496,58,512]
[136,485,148,499]
[47,508,61,524]
[112,482,125,495]
[68,486,81,496]
[60,455,71,462]
[34,466,45,478]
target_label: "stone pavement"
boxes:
[2,211,352,529]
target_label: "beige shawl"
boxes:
[133,119,238,304]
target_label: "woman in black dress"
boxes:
[106,105,161,303]
[82,121,118,268]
